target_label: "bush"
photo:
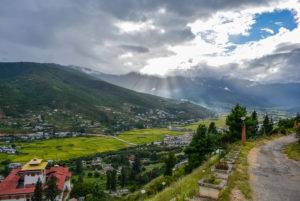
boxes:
[87,172,93,177]
[215,161,229,170]
[94,172,100,178]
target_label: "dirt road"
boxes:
[248,134,300,201]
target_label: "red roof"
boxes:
[0,168,35,195]
[0,166,71,196]
[46,166,71,191]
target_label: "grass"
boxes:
[2,136,129,163]
[147,155,219,201]
[1,128,183,163]
[118,128,182,144]
[182,116,226,131]
[284,142,300,161]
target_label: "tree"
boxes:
[132,156,141,174]
[226,104,247,141]
[2,165,10,177]
[296,127,300,143]
[208,122,217,134]
[184,124,216,172]
[32,178,43,201]
[106,169,117,192]
[119,166,128,188]
[75,159,83,175]
[262,115,273,135]
[44,176,60,201]
[164,152,176,176]
[246,110,259,138]
[295,113,300,124]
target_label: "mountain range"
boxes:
[0,62,212,131]
[81,69,300,112]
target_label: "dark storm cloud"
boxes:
[170,44,300,83]
[0,0,281,75]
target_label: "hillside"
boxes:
[0,62,212,132]
[87,71,300,112]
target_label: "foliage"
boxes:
[208,122,218,134]
[262,115,273,135]
[277,118,295,130]
[297,126,300,139]
[215,161,229,170]
[119,166,129,187]
[284,142,300,161]
[71,181,108,200]
[32,178,43,201]
[132,156,141,175]
[44,176,60,201]
[226,104,247,141]
[75,159,83,175]
[245,110,259,138]
[184,124,217,172]
[147,156,219,201]
[203,174,220,185]
[106,169,117,192]
[164,152,176,176]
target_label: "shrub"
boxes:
[215,161,229,170]
[94,171,100,178]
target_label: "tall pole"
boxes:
[242,123,246,145]
[241,117,246,145]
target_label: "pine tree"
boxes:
[164,152,176,176]
[44,176,60,201]
[262,115,273,135]
[75,160,83,175]
[208,122,217,134]
[110,169,117,191]
[132,156,141,174]
[246,110,259,138]
[32,178,43,201]
[226,104,247,141]
[120,166,127,188]
[184,124,216,172]
[106,169,117,192]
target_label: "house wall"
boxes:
[24,171,45,185]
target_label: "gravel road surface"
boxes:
[248,134,300,201]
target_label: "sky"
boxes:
[0,0,299,83]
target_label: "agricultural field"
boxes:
[0,117,224,164]
[182,116,227,131]
[118,128,182,144]
[1,136,128,163]
[1,128,184,163]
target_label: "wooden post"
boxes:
[242,124,246,145]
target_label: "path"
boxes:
[248,134,300,201]
[86,133,137,146]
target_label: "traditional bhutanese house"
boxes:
[0,158,71,201]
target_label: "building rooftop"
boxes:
[0,162,71,196]
[21,158,48,171]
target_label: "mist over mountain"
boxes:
[83,69,300,112]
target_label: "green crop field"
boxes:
[1,118,223,164]
[0,128,184,163]
[182,116,226,131]
[118,128,182,144]
[0,118,225,164]
[1,136,128,163]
